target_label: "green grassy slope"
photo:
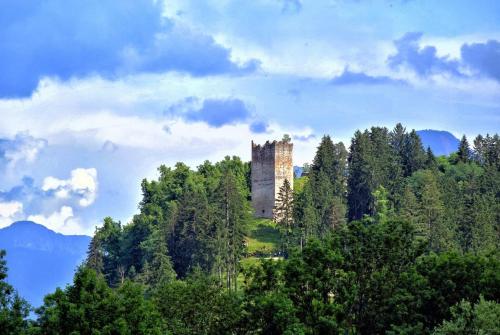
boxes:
[245,217,281,257]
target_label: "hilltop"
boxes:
[0,221,90,307]
[416,129,460,156]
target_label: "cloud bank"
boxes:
[0,133,47,169]
[165,97,273,134]
[184,98,252,127]
[388,32,462,77]
[331,68,405,86]
[0,0,259,98]
[388,32,500,83]
[461,40,500,82]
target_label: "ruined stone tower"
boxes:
[251,140,293,218]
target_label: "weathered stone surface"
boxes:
[251,140,293,218]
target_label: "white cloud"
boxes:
[214,34,346,78]
[0,201,23,228]
[27,206,87,235]
[0,74,318,164]
[1,132,47,169]
[421,33,500,59]
[42,168,98,207]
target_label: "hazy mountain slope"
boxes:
[417,130,460,156]
[0,221,90,307]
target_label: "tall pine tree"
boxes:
[274,179,295,255]
[213,170,247,290]
[457,135,471,163]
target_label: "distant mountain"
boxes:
[0,221,90,307]
[294,166,304,178]
[416,130,460,156]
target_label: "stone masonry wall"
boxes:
[274,141,294,207]
[251,140,293,218]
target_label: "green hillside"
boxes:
[245,217,280,257]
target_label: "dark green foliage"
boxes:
[242,219,499,334]
[432,297,500,334]
[347,125,428,220]
[349,127,402,219]
[457,135,471,163]
[138,227,176,287]
[242,241,350,334]
[408,170,452,251]
[154,272,242,335]
[244,290,305,335]
[425,146,437,169]
[333,219,427,334]
[34,267,165,335]
[86,217,124,286]
[274,179,295,255]
[84,157,250,287]
[391,124,427,177]
[311,135,347,198]
[347,130,375,220]
[306,135,348,237]
[415,252,500,330]
[293,179,319,243]
[473,134,500,168]
[212,169,248,290]
[169,182,211,277]
[282,240,349,334]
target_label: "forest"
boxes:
[1,123,499,334]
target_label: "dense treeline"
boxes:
[86,157,251,289]
[288,125,499,257]
[1,124,499,334]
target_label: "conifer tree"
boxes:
[293,179,319,243]
[404,130,427,175]
[85,217,123,286]
[86,228,104,274]
[457,135,471,163]
[311,135,347,197]
[140,228,176,288]
[419,173,452,252]
[308,135,348,235]
[347,130,374,220]
[471,193,498,253]
[390,123,406,155]
[457,181,477,253]
[399,184,421,234]
[368,127,395,186]
[314,171,334,235]
[329,196,347,229]
[274,179,295,255]
[425,146,437,169]
[473,134,485,164]
[169,184,211,277]
[373,185,391,224]
[213,170,247,290]
[472,133,500,168]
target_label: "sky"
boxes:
[0,0,499,235]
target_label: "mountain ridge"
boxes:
[416,129,460,156]
[0,221,91,308]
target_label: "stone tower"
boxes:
[251,140,293,218]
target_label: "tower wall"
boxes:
[251,140,293,218]
[274,141,294,204]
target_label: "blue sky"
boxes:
[0,0,499,234]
